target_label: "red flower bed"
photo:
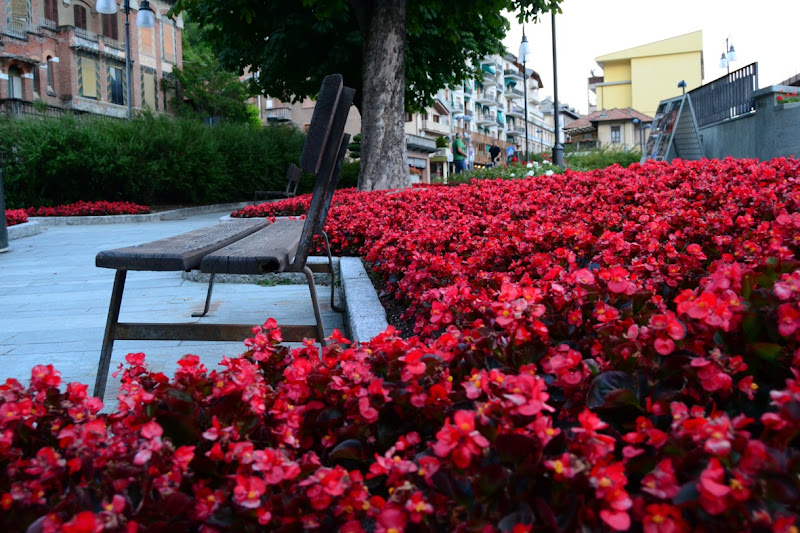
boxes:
[3,158,800,531]
[4,209,28,226]
[26,201,151,217]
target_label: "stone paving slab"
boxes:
[0,208,362,410]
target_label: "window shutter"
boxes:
[73,6,87,30]
[102,14,118,40]
[44,0,58,24]
[11,0,28,21]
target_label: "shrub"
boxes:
[448,161,563,185]
[337,161,360,189]
[565,146,642,171]
[0,115,305,208]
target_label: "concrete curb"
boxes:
[28,202,251,227]
[8,220,41,241]
[340,257,389,343]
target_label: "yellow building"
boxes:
[590,31,703,118]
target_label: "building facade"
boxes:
[248,49,563,184]
[590,31,703,118]
[0,0,182,118]
[564,107,652,152]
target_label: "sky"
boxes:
[501,0,800,115]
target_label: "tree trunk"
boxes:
[357,0,409,191]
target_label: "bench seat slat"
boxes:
[201,218,306,275]
[95,219,269,271]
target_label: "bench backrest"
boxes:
[292,84,355,269]
[283,164,302,196]
[299,74,345,175]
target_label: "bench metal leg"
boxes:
[94,269,127,400]
[322,231,344,313]
[303,266,326,344]
[192,273,216,317]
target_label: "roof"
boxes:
[595,30,703,67]
[564,108,653,133]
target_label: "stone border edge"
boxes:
[339,257,389,344]
[8,220,41,241]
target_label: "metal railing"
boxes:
[689,62,758,128]
[3,19,34,37]
[503,68,522,78]
[265,107,291,121]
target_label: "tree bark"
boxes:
[357,0,409,191]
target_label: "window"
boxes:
[109,66,124,105]
[79,57,98,99]
[11,0,29,22]
[33,66,40,97]
[610,125,621,145]
[73,5,87,30]
[46,56,54,92]
[140,27,154,55]
[43,0,59,24]
[8,66,23,99]
[162,22,175,62]
[143,71,157,110]
[102,13,118,40]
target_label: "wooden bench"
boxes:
[93,74,355,399]
[253,164,302,203]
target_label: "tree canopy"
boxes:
[171,0,563,189]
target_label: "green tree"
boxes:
[169,21,255,123]
[171,0,562,190]
[348,133,362,160]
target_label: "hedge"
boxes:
[0,115,308,208]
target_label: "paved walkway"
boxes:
[0,211,345,408]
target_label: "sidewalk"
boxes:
[0,210,352,408]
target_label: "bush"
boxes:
[448,161,563,185]
[26,201,150,217]
[565,146,642,171]
[0,115,305,208]
[337,161,360,189]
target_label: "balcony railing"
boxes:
[503,68,523,78]
[421,119,450,135]
[506,88,524,99]
[406,134,437,152]
[74,27,98,41]
[102,37,125,50]
[265,107,291,121]
[0,98,67,119]
[39,17,57,30]
[3,20,34,38]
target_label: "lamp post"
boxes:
[719,37,737,75]
[632,117,644,153]
[519,27,530,162]
[678,79,687,95]
[95,0,155,119]
[536,127,542,154]
[551,9,564,168]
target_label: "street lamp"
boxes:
[551,9,564,168]
[96,0,156,119]
[678,79,687,95]
[518,27,530,162]
[536,127,542,153]
[719,37,737,75]
[632,117,643,152]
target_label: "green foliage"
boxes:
[168,22,255,123]
[565,147,643,172]
[347,134,362,160]
[171,0,563,113]
[447,161,563,185]
[435,135,449,148]
[337,161,360,189]
[0,115,305,208]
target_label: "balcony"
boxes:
[475,92,496,106]
[506,106,525,119]
[475,113,496,126]
[506,125,526,137]
[421,119,450,136]
[38,17,57,30]
[505,87,524,100]
[504,69,523,83]
[406,134,438,153]
[2,19,34,38]
[265,107,291,121]
[463,82,474,95]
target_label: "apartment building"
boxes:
[0,0,182,117]
[589,31,703,118]
[248,49,562,183]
